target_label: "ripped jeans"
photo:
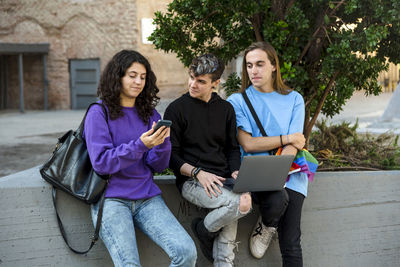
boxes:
[182,179,251,267]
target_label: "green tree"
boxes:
[149,0,400,142]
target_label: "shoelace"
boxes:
[215,240,240,265]
[252,222,263,237]
[231,240,240,252]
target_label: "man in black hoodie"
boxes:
[164,54,252,266]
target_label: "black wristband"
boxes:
[280,134,283,146]
[193,167,202,179]
[190,167,196,178]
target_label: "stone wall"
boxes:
[1,167,399,266]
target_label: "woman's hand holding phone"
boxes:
[152,120,172,132]
[140,120,171,149]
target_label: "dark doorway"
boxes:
[69,59,100,109]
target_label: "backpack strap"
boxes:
[53,102,108,254]
[52,188,106,254]
[77,102,108,135]
[241,91,268,137]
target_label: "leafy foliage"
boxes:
[155,168,174,176]
[222,72,241,98]
[149,0,400,141]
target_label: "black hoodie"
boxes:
[164,92,241,192]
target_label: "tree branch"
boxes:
[304,71,340,140]
[191,10,218,29]
[295,25,323,66]
[285,0,296,15]
[304,108,311,140]
[304,89,318,108]
[322,25,332,44]
[251,13,264,42]
[271,0,285,20]
[328,0,345,16]
[295,0,345,66]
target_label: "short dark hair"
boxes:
[189,54,225,81]
[98,50,159,122]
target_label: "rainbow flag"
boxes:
[293,149,319,181]
[276,148,318,181]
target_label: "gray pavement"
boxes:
[0,100,173,177]
[0,92,399,177]
[320,90,400,134]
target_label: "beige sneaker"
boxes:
[249,216,277,259]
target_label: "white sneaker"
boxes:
[249,216,277,259]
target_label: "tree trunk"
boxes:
[251,13,264,42]
[271,0,286,20]
[304,107,311,147]
[304,71,340,143]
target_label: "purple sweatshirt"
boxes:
[83,104,171,200]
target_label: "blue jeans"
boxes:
[91,195,197,267]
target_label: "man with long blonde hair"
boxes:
[228,42,307,266]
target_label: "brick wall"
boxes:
[0,0,139,109]
[136,0,188,100]
[6,54,44,109]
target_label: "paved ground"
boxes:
[0,100,172,177]
[320,91,400,134]
[0,92,399,177]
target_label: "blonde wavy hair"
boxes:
[241,41,292,95]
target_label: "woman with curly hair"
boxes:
[84,50,197,267]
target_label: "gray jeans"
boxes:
[182,179,250,267]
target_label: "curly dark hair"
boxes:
[98,50,160,122]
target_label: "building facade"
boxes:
[0,0,187,110]
[1,0,398,111]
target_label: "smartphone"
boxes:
[153,119,172,132]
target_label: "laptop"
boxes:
[231,155,295,193]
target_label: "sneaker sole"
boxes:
[249,230,276,259]
[249,217,267,259]
[249,238,264,259]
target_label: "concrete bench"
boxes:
[0,167,399,267]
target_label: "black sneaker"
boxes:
[191,217,217,263]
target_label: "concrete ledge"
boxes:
[1,167,399,266]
